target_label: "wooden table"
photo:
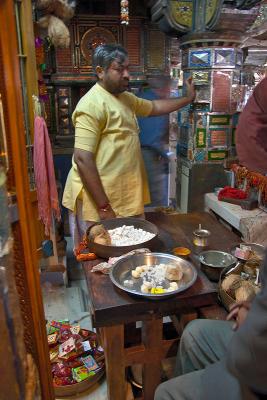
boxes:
[83,212,240,400]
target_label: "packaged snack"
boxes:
[52,363,72,378]
[51,320,71,330]
[82,340,91,352]
[59,337,75,358]
[70,325,80,335]
[81,355,99,372]
[80,329,90,339]
[49,346,59,362]
[53,376,75,386]
[48,333,58,345]
[58,328,73,343]
[47,323,58,335]
[64,358,84,369]
[72,365,93,382]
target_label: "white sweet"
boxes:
[143,280,152,289]
[141,284,150,293]
[169,281,178,290]
[108,225,155,246]
[132,270,140,278]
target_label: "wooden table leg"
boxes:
[142,318,163,400]
[100,325,126,400]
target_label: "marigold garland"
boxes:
[231,164,267,205]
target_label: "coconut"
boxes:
[235,281,256,302]
[221,274,241,293]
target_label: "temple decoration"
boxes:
[35,36,49,101]
[80,27,116,63]
[35,0,76,48]
[232,164,267,209]
[150,0,263,213]
[120,0,129,25]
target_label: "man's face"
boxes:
[97,58,130,95]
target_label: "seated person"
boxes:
[155,260,267,400]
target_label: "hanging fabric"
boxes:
[33,115,61,235]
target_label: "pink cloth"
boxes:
[33,116,61,235]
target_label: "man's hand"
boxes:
[226,301,251,331]
[185,77,196,102]
[99,207,116,221]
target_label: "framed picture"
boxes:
[209,114,231,125]
[189,49,211,68]
[208,128,229,147]
[208,149,228,161]
[192,71,210,85]
[196,128,206,148]
[214,49,235,66]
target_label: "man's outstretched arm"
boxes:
[150,77,195,116]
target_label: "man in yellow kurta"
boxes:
[63,44,195,249]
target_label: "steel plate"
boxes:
[110,253,197,300]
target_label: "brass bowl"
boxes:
[87,218,159,259]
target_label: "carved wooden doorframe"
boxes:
[0,1,54,398]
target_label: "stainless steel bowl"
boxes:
[199,250,237,282]
[110,252,197,299]
[87,218,159,259]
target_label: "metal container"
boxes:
[230,243,265,262]
[110,252,197,300]
[87,218,159,259]
[193,228,210,252]
[199,250,237,282]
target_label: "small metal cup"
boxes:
[193,228,210,253]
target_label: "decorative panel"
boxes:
[214,49,235,67]
[189,49,212,68]
[126,27,141,67]
[75,19,120,73]
[178,45,243,164]
[212,70,232,112]
[56,47,73,72]
[146,29,166,72]
[80,27,117,64]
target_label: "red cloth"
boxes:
[33,116,61,235]
[218,186,247,201]
[236,77,267,174]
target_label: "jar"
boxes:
[193,228,210,252]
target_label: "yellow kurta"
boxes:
[62,83,153,221]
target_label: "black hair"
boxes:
[92,44,128,72]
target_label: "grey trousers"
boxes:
[154,319,234,400]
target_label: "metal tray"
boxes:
[110,253,197,300]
